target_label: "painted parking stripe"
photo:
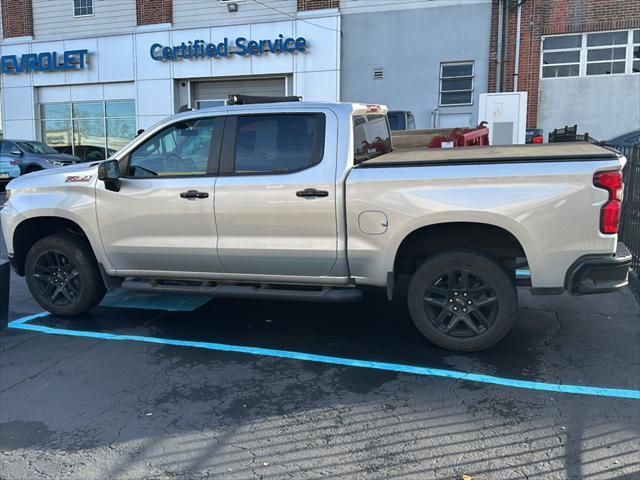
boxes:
[8,312,640,400]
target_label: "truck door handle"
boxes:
[296,188,329,198]
[180,190,209,199]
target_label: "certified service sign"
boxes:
[150,35,308,62]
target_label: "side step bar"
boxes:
[121,279,363,303]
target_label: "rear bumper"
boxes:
[565,243,632,295]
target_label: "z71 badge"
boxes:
[65,175,92,183]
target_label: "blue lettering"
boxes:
[235,37,248,56]
[205,43,217,57]
[21,53,38,72]
[162,46,173,59]
[150,43,163,61]
[295,37,307,52]
[247,40,260,55]
[284,38,295,53]
[218,38,229,57]
[1,49,89,75]
[38,52,53,72]
[1,56,17,74]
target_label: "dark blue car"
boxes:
[0,140,82,174]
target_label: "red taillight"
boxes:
[594,171,624,234]
[532,136,544,144]
[10,160,17,166]
[366,104,381,113]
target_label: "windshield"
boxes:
[17,141,59,155]
[353,114,393,163]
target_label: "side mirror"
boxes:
[98,159,121,192]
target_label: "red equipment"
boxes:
[428,122,490,148]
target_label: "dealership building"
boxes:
[0,0,638,161]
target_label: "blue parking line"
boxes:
[8,312,640,400]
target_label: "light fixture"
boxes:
[227,2,238,12]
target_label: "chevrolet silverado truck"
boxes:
[0,101,632,351]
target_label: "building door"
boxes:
[192,77,287,109]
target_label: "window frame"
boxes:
[73,0,94,17]
[219,113,327,177]
[122,116,225,179]
[541,29,640,79]
[439,61,475,107]
[40,99,136,162]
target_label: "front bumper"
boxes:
[566,243,632,295]
[0,166,20,181]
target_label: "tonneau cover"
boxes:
[359,142,621,167]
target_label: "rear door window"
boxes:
[353,114,392,163]
[233,113,325,174]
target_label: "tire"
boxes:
[25,233,106,317]
[407,249,517,352]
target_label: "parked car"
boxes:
[0,157,20,189]
[606,129,639,148]
[388,110,416,131]
[0,101,631,352]
[0,140,82,174]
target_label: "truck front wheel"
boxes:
[25,234,106,317]
[407,250,517,352]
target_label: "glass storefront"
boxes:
[41,100,136,162]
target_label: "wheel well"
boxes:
[394,222,526,278]
[12,217,89,276]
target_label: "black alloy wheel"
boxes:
[32,250,82,306]
[407,250,517,352]
[423,269,499,338]
[25,233,106,316]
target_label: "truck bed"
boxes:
[359,142,621,167]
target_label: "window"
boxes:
[196,99,227,109]
[439,62,474,106]
[41,101,136,162]
[542,34,581,78]
[129,119,215,177]
[542,29,640,78]
[0,141,18,154]
[633,30,640,73]
[352,114,392,163]
[74,0,93,16]
[586,31,627,75]
[233,114,324,174]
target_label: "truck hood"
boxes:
[7,161,101,190]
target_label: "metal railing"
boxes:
[602,143,640,275]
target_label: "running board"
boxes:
[121,278,363,303]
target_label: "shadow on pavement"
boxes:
[21,288,640,391]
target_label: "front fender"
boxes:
[8,184,113,273]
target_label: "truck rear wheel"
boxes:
[407,249,517,352]
[25,234,106,317]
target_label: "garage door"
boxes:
[192,78,287,109]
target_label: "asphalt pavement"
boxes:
[0,203,639,479]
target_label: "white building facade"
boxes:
[0,0,341,161]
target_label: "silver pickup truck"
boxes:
[1,101,631,351]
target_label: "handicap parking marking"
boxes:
[8,312,640,401]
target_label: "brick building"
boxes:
[489,0,640,140]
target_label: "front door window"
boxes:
[128,118,215,177]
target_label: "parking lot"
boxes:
[1,193,639,480]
